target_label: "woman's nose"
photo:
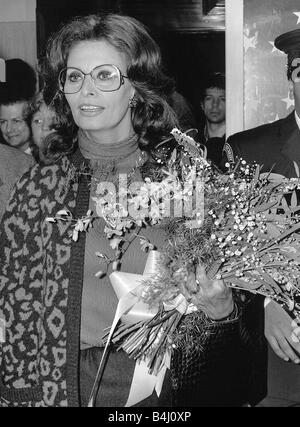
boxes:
[80,74,97,95]
[41,121,52,132]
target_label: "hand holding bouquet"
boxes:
[191,265,234,320]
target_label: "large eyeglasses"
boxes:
[58,64,128,94]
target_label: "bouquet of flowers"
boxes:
[95,131,300,405]
[48,129,300,406]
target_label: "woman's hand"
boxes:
[184,265,234,320]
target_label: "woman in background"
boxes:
[30,92,58,162]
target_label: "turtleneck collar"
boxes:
[78,129,139,161]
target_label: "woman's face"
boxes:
[64,40,135,143]
[31,103,56,147]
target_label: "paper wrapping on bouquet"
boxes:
[88,250,163,407]
[125,350,171,407]
[109,250,165,407]
[88,250,197,407]
[124,296,197,406]
[110,251,198,406]
[164,294,197,316]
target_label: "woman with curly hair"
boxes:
[0,14,266,407]
[29,92,59,162]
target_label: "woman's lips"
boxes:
[79,105,105,116]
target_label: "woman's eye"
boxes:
[96,70,115,81]
[33,119,42,125]
[67,71,83,83]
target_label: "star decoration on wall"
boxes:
[244,34,258,53]
[293,12,300,25]
[268,114,280,124]
[281,93,295,110]
[269,41,284,54]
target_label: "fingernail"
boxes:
[295,359,300,364]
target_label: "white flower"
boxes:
[57,209,71,217]
[72,229,79,242]
[46,217,56,223]
[110,238,123,250]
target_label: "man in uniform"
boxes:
[225,29,300,368]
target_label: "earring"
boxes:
[129,97,138,108]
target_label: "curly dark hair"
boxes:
[42,13,179,164]
[28,92,62,163]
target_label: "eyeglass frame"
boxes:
[58,64,129,94]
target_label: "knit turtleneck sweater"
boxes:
[78,131,161,349]
[78,129,139,161]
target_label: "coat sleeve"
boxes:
[0,164,45,391]
[170,297,267,407]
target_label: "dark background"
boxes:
[36,0,225,127]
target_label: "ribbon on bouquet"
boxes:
[88,250,160,407]
[88,250,197,407]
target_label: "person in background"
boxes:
[224,29,300,367]
[199,72,226,169]
[0,144,33,220]
[30,92,58,162]
[0,58,37,154]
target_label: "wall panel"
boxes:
[0,22,37,68]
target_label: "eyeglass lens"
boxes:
[60,65,122,93]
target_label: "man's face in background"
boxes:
[201,87,226,124]
[0,101,31,150]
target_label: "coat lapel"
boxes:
[276,112,300,178]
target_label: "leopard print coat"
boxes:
[0,151,87,407]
